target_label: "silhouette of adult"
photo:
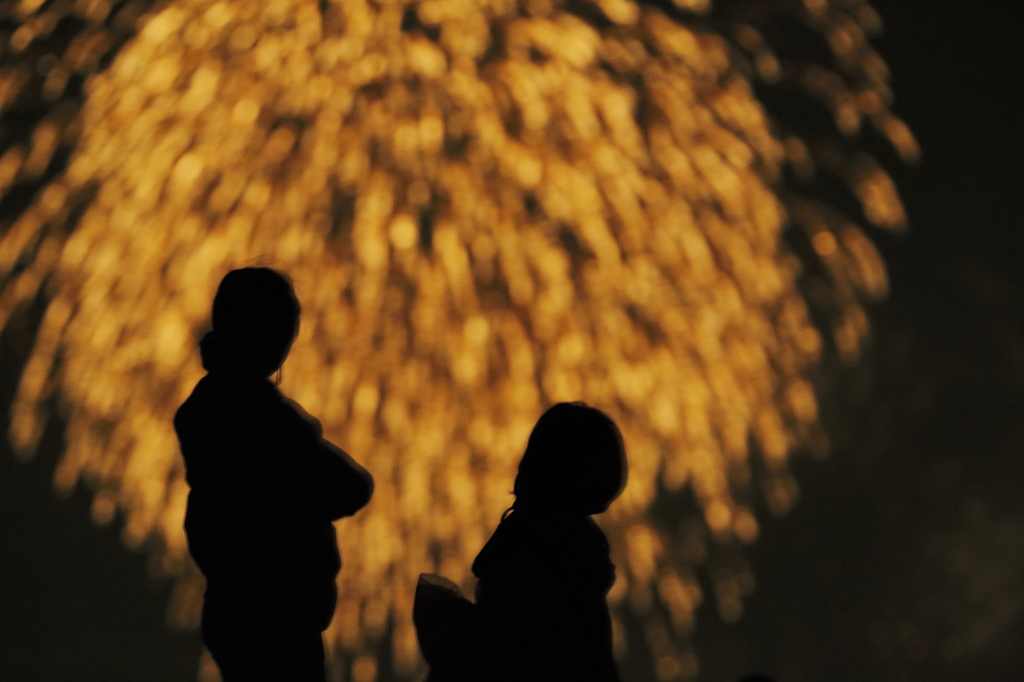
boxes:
[414,402,627,682]
[175,267,373,681]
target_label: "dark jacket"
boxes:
[470,509,620,682]
[175,372,372,631]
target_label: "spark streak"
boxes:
[0,0,912,677]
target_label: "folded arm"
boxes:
[311,437,374,519]
[284,396,374,520]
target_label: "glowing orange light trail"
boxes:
[0,0,913,678]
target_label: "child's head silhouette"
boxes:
[513,402,627,515]
[205,267,300,378]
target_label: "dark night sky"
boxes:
[2,2,1022,681]
[694,2,1024,680]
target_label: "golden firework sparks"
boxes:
[0,0,914,678]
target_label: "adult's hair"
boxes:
[206,267,300,377]
[513,402,628,515]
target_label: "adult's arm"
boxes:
[283,396,374,520]
[310,437,374,519]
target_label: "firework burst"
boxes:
[0,0,914,678]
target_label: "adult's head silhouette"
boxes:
[513,402,628,515]
[202,267,300,378]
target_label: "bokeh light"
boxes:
[0,0,913,678]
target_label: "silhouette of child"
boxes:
[415,402,627,682]
[175,268,373,681]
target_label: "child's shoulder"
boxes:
[498,508,606,539]
[473,510,614,591]
[479,510,608,563]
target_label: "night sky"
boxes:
[2,2,1022,681]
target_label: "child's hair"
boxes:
[207,267,300,377]
[512,402,628,515]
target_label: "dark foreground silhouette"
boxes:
[415,402,627,682]
[175,268,373,681]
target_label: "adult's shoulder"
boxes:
[175,374,282,430]
[279,394,324,438]
[174,375,215,427]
